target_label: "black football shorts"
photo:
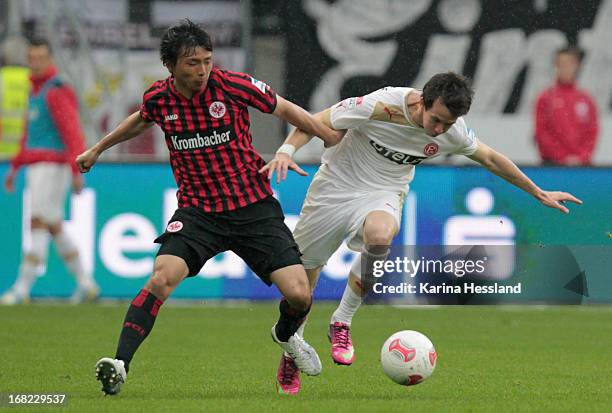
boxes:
[154,196,302,285]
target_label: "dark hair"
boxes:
[422,72,473,117]
[160,19,213,67]
[29,37,52,53]
[556,46,584,62]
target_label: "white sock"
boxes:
[12,261,39,297]
[54,231,95,289]
[297,317,308,338]
[331,283,362,326]
[12,229,50,297]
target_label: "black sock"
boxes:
[115,289,163,372]
[275,298,310,342]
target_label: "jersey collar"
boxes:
[402,89,422,128]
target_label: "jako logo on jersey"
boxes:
[209,101,226,118]
[423,143,439,156]
[166,221,183,232]
[251,77,268,94]
[370,140,426,165]
[171,130,232,150]
[165,114,178,121]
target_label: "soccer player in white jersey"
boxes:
[261,72,582,394]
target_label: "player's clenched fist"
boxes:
[76,147,101,173]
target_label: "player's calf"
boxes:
[114,289,164,373]
[271,298,321,376]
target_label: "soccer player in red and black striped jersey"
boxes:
[76,19,341,396]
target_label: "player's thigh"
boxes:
[155,207,227,277]
[293,196,352,270]
[347,191,403,250]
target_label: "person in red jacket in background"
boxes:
[534,46,599,166]
[1,38,99,305]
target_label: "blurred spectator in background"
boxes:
[1,38,99,305]
[0,35,30,159]
[534,46,599,166]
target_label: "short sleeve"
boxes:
[140,83,162,123]
[223,71,277,113]
[139,101,154,122]
[330,94,376,129]
[450,118,478,156]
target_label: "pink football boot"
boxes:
[328,322,355,365]
[276,353,301,395]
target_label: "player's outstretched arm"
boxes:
[273,96,344,146]
[260,107,346,183]
[467,141,582,214]
[76,111,153,173]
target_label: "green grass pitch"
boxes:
[1,303,611,412]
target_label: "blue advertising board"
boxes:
[0,163,610,301]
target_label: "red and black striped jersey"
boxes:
[140,68,277,212]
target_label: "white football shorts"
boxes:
[26,162,71,224]
[293,164,404,269]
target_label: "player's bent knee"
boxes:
[147,260,187,299]
[30,217,47,229]
[48,223,62,236]
[364,229,394,246]
[24,252,43,266]
[285,288,312,312]
[62,251,79,262]
[148,271,170,289]
[146,276,168,300]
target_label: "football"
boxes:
[380,330,437,385]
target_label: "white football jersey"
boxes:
[323,87,478,193]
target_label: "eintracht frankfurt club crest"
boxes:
[209,101,226,118]
[166,221,183,232]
